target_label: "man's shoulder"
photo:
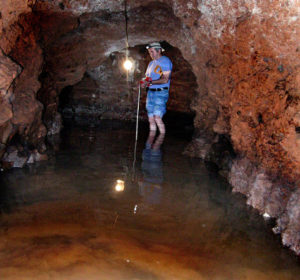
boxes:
[159,56,172,68]
[159,56,171,62]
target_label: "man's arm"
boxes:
[151,71,171,85]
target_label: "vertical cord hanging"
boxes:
[124,1,139,181]
[124,1,130,82]
[124,0,130,82]
[124,0,129,52]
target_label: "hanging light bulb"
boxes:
[115,179,125,192]
[123,59,133,71]
[122,1,134,73]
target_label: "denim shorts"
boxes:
[146,89,169,117]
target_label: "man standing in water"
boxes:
[140,42,172,134]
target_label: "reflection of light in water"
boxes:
[115,180,125,192]
[134,204,138,214]
[123,59,133,71]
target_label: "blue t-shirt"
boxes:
[145,56,172,89]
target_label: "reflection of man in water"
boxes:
[139,132,165,205]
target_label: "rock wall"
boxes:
[182,0,300,255]
[0,1,47,167]
[0,0,299,254]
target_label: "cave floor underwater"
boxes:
[0,120,299,280]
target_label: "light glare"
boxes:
[123,59,133,71]
[115,180,125,192]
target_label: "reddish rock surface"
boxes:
[0,0,299,255]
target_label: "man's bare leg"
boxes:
[146,130,156,147]
[153,133,165,150]
[154,116,165,134]
[148,116,157,131]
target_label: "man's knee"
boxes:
[148,117,157,131]
[154,115,165,133]
[154,115,163,122]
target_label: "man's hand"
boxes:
[140,77,152,88]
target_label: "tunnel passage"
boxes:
[1,0,300,257]
[57,42,197,130]
[30,1,199,135]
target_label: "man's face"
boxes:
[148,48,161,60]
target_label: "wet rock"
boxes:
[0,143,6,158]
[229,157,293,217]
[229,157,257,196]
[280,189,300,255]
[229,156,300,255]
[205,134,235,178]
[247,173,273,213]
[0,98,13,131]
[9,14,44,133]
[264,184,292,218]
[27,149,48,164]
[0,50,21,95]
[2,147,28,168]
[26,153,35,164]
[0,10,47,165]
[45,111,63,136]
[0,120,14,145]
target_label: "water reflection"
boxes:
[114,179,125,192]
[0,123,299,280]
[139,132,165,205]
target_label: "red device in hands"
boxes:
[140,76,152,86]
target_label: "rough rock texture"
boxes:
[0,50,20,95]
[229,157,299,254]
[279,189,300,255]
[0,2,48,167]
[0,50,21,156]
[0,0,300,255]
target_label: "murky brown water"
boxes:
[0,121,299,280]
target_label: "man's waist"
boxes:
[148,87,169,91]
